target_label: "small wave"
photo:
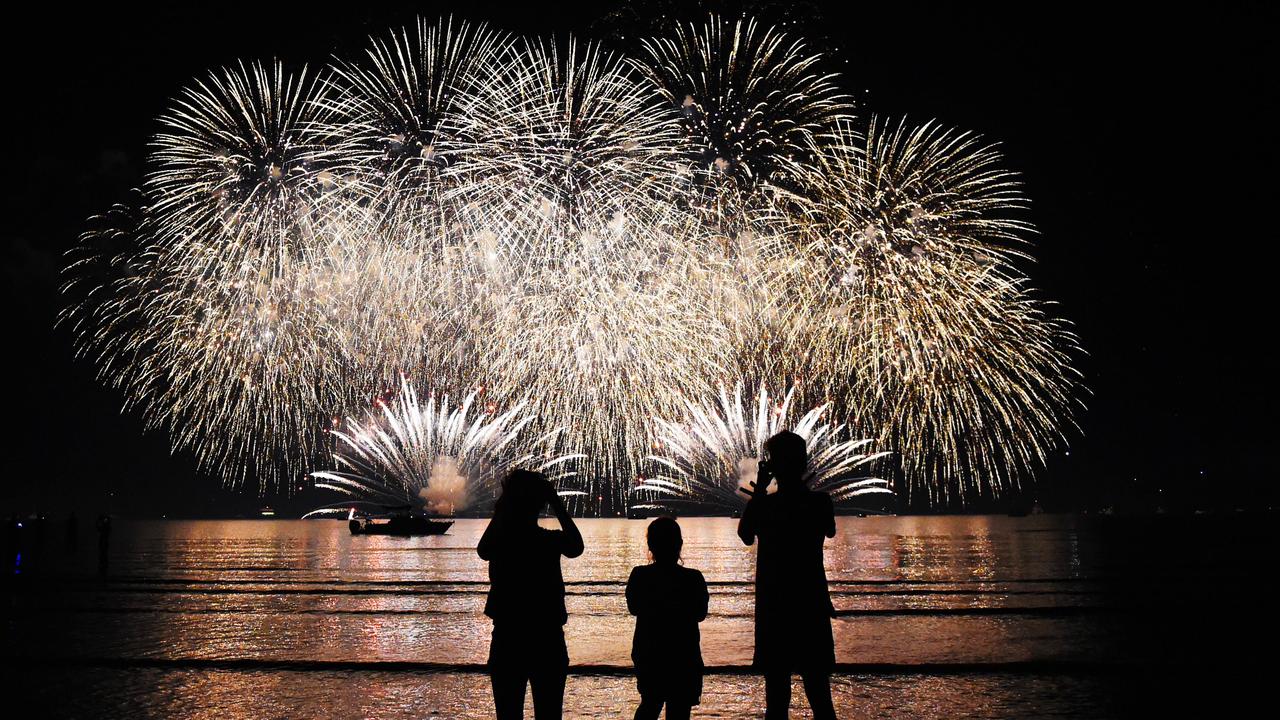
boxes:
[44,575,1108,588]
[5,656,1130,676]
[11,605,1120,619]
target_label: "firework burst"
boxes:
[445,36,692,271]
[62,15,1083,507]
[148,61,346,265]
[307,377,583,517]
[443,37,732,476]
[783,118,1082,502]
[476,252,735,479]
[634,382,892,512]
[114,205,437,488]
[637,14,854,228]
[323,17,510,228]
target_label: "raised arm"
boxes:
[550,492,584,558]
[739,467,771,545]
[476,510,505,561]
[738,496,760,545]
[823,494,837,539]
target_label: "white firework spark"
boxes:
[322,17,511,228]
[637,14,854,227]
[61,16,1084,508]
[635,382,892,512]
[148,60,345,267]
[444,37,732,477]
[307,377,583,517]
[445,36,692,271]
[783,118,1082,502]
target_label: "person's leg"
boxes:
[529,667,566,719]
[664,702,692,720]
[633,695,663,720]
[764,671,792,719]
[491,669,527,720]
[800,671,836,720]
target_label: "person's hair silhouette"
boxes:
[478,469,584,719]
[738,431,838,720]
[626,517,709,720]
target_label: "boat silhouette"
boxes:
[347,506,453,536]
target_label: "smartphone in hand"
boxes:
[742,459,773,497]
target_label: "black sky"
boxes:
[2,2,1273,516]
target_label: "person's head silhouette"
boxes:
[646,516,683,565]
[764,430,807,491]
[496,469,552,522]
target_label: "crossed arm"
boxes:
[738,496,761,546]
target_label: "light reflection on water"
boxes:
[21,668,1112,719]
[5,514,1266,718]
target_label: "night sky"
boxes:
[3,2,1272,517]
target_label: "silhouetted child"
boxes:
[626,517,709,720]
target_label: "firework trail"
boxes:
[306,377,583,517]
[323,17,510,229]
[782,118,1083,502]
[61,199,165,413]
[443,37,734,477]
[445,37,692,272]
[477,252,736,480]
[64,62,446,488]
[637,14,854,229]
[634,382,892,512]
[98,204,438,488]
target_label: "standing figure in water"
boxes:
[738,431,838,720]
[478,470,584,719]
[626,517,709,720]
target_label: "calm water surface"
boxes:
[2,514,1269,717]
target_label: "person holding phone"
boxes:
[478,469,584,719]
[738,431,838,720]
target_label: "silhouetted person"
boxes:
[478,470,584,720]
[626,517,709,720]
[738,431,837,720]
